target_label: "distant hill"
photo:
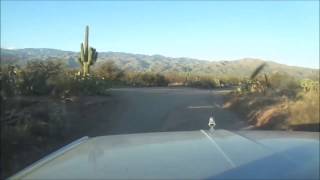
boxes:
[1,48,318,79]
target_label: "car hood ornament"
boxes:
[208,116,216,132]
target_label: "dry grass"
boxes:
[288,91,319,125]
[224,90,319,131]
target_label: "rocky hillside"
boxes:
[1,48,318,79]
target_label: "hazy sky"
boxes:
[1,1,319,68]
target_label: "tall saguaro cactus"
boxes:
[78,26,98,76]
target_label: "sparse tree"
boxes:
[95,61,124,81]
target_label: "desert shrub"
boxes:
[220,76,242,86]
[141,73,168,86]
[181,75,220,89]
[73,76,111,95]
[0,65,17,97]
[188,79,218,89]
[288,91,319,126]
[0,99,72,178]
[183,75,242,89]
[0,61,113,97]
[123,72,169,87]
[94,61,124,81]
[53,74,111,96]
[300,79,319,92]
[17,61,66,95]
[269,72,300,90]
[165,72,186,83]
[239,79,268,94]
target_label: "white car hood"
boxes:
[10,130,319,179]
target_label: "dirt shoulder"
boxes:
[223,91,319,132]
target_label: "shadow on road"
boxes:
[86,87,246,136]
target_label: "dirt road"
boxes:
[85,87,246,136]
[2,87,247,178]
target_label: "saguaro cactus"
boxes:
[78,26,98,76]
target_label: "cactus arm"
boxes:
[94,51,98,63]
[89,47,97,65]
[77,57,83,67]
[88,47,93,65]
[84,26,89,62]
[80,43,85,63]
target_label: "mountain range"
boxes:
[1,48,318,79]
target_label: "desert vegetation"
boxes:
[0,59,240,178]
[223,64,319,131]
[1,26,319,179]
[0,27,231,178]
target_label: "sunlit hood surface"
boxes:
[10,130,319,179]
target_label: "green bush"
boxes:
[288,91,319,126]
[0,61,113,97]
[17,61,66,95]
[300,79,319,92]
[123,72,169,87]
[185,76,220,89]
[188,79,218,88]
[0,65,17,97]
[94,61,124,81]
[164,72,186,83]
[52,73,112,96]
[269,72,300,90]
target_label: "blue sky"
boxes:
[1,1,319,68]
